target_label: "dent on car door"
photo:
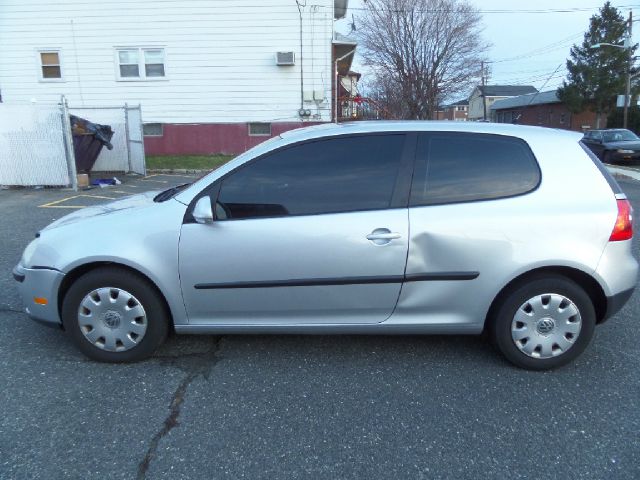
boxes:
[396,132,541,327]
[178,133,417,325]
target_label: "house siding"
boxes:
[0,0,336,153]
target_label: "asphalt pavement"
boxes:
[1,173,639,479]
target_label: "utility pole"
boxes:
[624,10,633,129]
[481,61,487,121]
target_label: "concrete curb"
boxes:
[606,165,640,182]
[147,169,211,174]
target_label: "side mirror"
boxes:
[193,196,214,224]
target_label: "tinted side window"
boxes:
[410,133,540,206]
[217,134,405,219]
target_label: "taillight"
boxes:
[610,199,633,241]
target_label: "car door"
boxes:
[178,133,416,325]
[393,132,541,327]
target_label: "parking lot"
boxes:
[1,173,639,479]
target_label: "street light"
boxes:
[590,24,633,128]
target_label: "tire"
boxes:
[489,275,596,370]
[602,151,613,164]
[62,267,169,362]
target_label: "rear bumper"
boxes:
[602,287,635,323]
[13,263,65,326]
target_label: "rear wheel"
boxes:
[489,275,596,370]
[62,267,169,362]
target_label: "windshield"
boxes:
[602,130,639,142]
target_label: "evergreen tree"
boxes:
[558,2,635,127]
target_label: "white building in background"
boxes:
[0,0,354,154]
[468,85,538,121]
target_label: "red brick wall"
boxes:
[442,107,469,121]
[493,103,599,132]
[144,122,321,156]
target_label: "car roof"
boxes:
[279,120,583,143]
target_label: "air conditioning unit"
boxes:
[275,51,295,66]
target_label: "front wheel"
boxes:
[62,267,169,362]
[489,275,596,370]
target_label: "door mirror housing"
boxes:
[193,196,214,224]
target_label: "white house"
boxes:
[468,85,538,121]
[0,0,354,154]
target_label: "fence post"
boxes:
[124,103,133,173]
[60,96,78,191]
[138,104,146,176]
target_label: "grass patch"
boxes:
[146,154,234,170]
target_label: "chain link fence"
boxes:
[0,98,146,189]
[0,104,73,186]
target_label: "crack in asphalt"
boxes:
[136,336,223,480]
[0,304,23,314]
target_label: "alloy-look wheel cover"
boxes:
[77,287,148,352]
[511,293,582,359]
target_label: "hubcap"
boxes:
[511,293,582,359]
[77,287,148,352]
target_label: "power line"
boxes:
[339,4,640,14]
[489,32,584,63]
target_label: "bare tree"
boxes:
[357,0,489,119]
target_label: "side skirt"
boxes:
[174,323,483,335]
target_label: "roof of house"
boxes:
[333,32,357,46]
[491,90,561,110]
[333,33,357,76]
[478,85,538,97]
[445,99,469,107]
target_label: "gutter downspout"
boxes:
[296,1,305,115]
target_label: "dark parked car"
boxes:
[582,129,640,163]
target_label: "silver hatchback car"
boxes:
[13,122,638,369]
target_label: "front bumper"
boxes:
[610,151,640,162]
[12,263,65,326]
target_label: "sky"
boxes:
[335,0,639,101]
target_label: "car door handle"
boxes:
[366,229,402,245]
[366,233,402,240]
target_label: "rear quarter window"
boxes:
[410,132,541,206]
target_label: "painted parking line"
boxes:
[39,194,117,209]
[148,173,200,178]
[139,179,169,184]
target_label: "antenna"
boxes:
[349,14,357,32]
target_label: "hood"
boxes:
[604,140,640,150]
[42,190,160,231]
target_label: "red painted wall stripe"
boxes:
[144,122,324,156]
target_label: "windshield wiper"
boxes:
[154,183,190,202]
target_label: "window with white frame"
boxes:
[39,50,62,80]
[116,48,165,79]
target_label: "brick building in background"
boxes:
[442,99,469,121]
[491,90,598,132]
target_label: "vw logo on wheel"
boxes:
[536,318,556,335]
